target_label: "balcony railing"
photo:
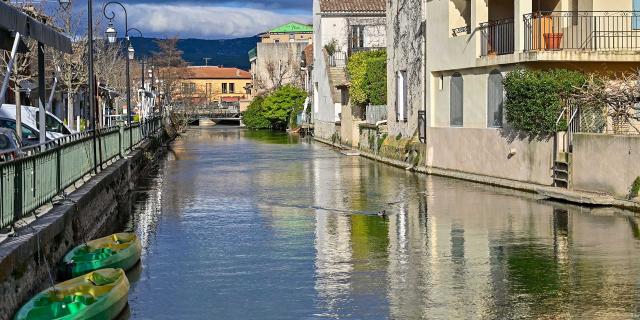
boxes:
[452,26,471,37]
[524,11,640,52]
[328,51,348,67]
[480,18,515,56]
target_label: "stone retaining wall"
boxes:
[0,132,169,320]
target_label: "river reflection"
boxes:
[126,127,640,319]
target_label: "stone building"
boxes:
[249,22,312,96]
[386,0,426,140]
[312,0,387,141]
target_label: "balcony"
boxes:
[524,11,640,52]
[480,11,640,57]
[480,18,515,56]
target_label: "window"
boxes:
[206,83,212,96]
[0,118,39,140]
[396,71,408,122]
[450,73,463,127]
[487,70,504,128]
[350,25,365,50]
[182,83,190,94]
[36,111,71,134]
[190,83,196,93]
[449,0,471,36]
[229,83,235,93]
[634,0,640,30]
[289,34,295,42]
[222,83,228,94]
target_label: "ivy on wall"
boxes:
[504,68,586,135]
[347,50,387,106]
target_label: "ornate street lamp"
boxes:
[103,2,142,150]
[58,0,71,10]
[105,23,117,44]
[127,44,135,60]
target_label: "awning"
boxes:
[0,1,72,53]
[221,96,241,102]
[0,29,29,52]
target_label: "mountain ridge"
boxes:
[129,36,259,70]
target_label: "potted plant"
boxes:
[543,32,564,50]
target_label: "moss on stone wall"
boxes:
[378,135,425,167]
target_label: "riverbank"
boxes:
[0,129,174,320]
[313,136,640,213]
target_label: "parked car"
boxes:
[0,128,23,160]
[0,104,74,146]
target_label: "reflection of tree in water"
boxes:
[242,130,300,144]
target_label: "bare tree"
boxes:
[573,71,640,134]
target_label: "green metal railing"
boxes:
[0,117,163,230]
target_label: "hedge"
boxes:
[347,50,387,106]
[503,68,586,134]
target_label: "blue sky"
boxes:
[98,0,312,39]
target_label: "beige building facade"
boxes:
[178,66,252,108]
[419,0,640,186]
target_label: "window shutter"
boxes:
[450,73,463,127]
[402,71,408,122]
[487,70,504,127]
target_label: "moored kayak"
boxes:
[63,233,142,278]
[13,268,129,320]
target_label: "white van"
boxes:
[0,104,74,145]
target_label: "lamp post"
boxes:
[88,0,98,173]
[103,1,140,150]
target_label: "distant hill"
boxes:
[129,36,260,70]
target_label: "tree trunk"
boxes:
[67,92,74,131]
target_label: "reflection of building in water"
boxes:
[308,152,640,318]
[312,156,353,316]
[133,165,165,254]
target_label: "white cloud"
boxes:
[127,4,311,39]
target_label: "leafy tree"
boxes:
[261,85,307,130]
[243,96,270,129]
[347,50,387,106]
[504,68,586,135]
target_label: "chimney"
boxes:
[236,69,240,77]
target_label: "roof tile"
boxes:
[320,0,385,13]
[182,66,251,80]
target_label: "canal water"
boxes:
[124,127,640,319]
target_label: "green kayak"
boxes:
[13,268,129,320]
[63,233,142,278]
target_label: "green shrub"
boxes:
[504,68,586,135]
[261,85,307,130]
[324,39,338,57]
[629,177,640,199]
[347,50,387,106]
[243,96,271,129]
[363,57,387,105]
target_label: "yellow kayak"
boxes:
[13,268,130,320]
[63,233,142,277]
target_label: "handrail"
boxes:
[0,117,164,230]
[555,106,567,129]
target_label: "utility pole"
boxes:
[203,58,211,66]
